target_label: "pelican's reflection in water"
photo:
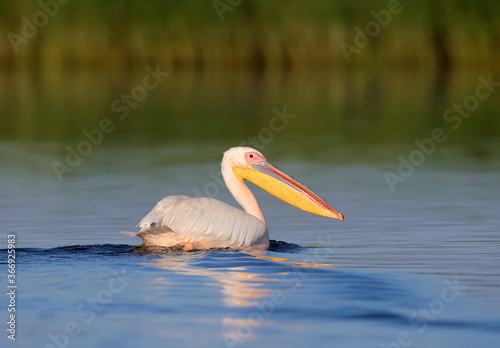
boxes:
[152,252,276,306]
[141,249,328,343]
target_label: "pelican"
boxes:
[122,147,344,250]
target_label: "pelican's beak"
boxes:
[233,161,344,220]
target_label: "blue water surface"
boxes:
[1,143,500,347]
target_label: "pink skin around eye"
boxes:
[245,152,266,165]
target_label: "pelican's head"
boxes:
[222,147,344,220]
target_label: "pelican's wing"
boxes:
[138,195,192,229]
[134,195,267,248]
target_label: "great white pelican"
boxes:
[122,147,344,250]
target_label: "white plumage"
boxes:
[134,196,267,249]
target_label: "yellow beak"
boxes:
[233,161,344,220]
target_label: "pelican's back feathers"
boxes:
[136,195,267,248]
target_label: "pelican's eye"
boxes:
[245,151,265,165]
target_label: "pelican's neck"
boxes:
[221,160,267,225]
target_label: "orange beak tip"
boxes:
[333,213,344,221]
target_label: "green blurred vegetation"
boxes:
[0,0,499,72]
[0,0,499,153]
[2,68,499,155]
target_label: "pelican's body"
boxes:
[123,147,343,250]
[134,196,269,250]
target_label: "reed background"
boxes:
[0,0,499,151]
[1,0,499,72]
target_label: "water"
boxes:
[1,70,500,347]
